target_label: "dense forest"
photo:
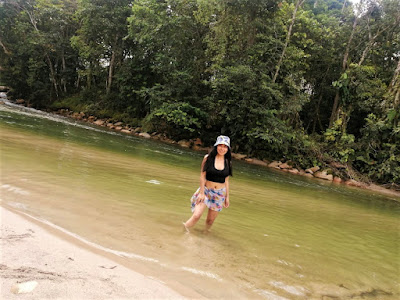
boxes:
[0,0,399,187]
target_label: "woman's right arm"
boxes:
[197,155,208,203]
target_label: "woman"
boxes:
[183,135,232,232]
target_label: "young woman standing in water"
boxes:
[183,135,232,232]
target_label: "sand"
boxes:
[0,206,185,299]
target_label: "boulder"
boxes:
[304,173,314,178]
[178,140,191,148]
[114,121,123,126]
[163,137,176,144]
[107,123,114,128]
[305,168,314,174]
[232,153,247,160]
[310,166,320,173]
[193,138,202,146]
[88,116,96,121]
[94,120,105,126]
[268,161,282,169]
[192,145,208,152]
[345,179,363,187]
[288,168,300,175]
[16,99,25,104]
[333,176,342,183]
[0,86,10,92]
[250,159,269,167]
[120,129,131,134]
[134,127,142,133]
[279,162,291,169]
[72,112,82,120]
[115,126,123,131]
[314,171,333,181]
[139,132,151,139]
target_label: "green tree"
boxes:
[329,0,400,128]
[71,0,131,94]
[0,0,78,105]
[1,0,399,185]
[127,0,209,138]
[354,56,400,185]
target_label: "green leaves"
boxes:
[149,102,206,138]
[1,0,399,185]
[355,108,400,184]
[324,117,356,163]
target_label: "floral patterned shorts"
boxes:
[190,186,226,212]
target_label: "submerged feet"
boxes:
[182,221,214,234]
[182,222,190,233]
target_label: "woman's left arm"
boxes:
[224,177,230,208]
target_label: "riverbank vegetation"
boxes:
[0,0,399,188]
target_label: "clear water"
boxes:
[1,101,399,299]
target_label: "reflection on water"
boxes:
[1,103,399,299]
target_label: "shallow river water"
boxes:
[1,99,399,299]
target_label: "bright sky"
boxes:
[349,0,360,3]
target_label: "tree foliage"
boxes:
[0,0,399,186]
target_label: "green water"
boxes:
[1,102,399,299]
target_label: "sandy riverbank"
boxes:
[0,206,185,299]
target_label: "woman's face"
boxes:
[217,144,228,156]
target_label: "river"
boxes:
[1,97,399,299]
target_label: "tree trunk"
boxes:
[76,73,81,89]
[88,62,92,89]
[272,0,305,83]
[107,50,116,95]
[358,23,396,66]
[341,16,358,71]
[313,66,330,133]
[312,92,324,133]
[389,58,400,109]
[26,7,59,98]
[341,0,348,14]
[61,49,67,93]
[329,15,358,127]
[0,38,11,55]
[329,92,341,127]
[45,54,59,98]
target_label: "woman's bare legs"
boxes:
[184,202,207,229]
[205,209,219,232]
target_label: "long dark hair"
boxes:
[203,146,233,176]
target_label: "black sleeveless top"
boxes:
[204,156,231,183]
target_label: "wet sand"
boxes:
[0,206,185,299]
